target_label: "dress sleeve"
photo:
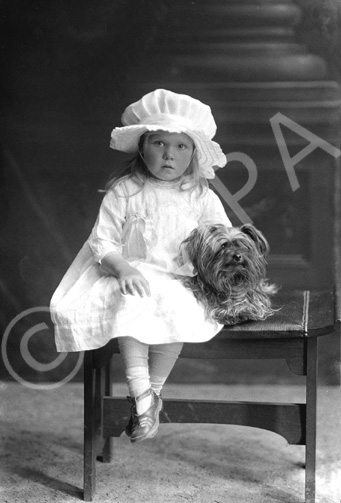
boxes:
[87,184,127,263]
[199,188,232,227]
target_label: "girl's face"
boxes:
[142,131,195,182]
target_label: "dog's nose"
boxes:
[233,253,242,262]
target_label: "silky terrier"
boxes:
[177,223,277,325]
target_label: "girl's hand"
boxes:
[116,265,151,298]
[100,252,151,297]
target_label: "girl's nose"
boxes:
[163,147,174,159]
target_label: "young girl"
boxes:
[50,89,231,443]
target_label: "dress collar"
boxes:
[146,177,182,189]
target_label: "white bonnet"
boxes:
[110,89,227,179]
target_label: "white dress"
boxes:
[50,176,231,352]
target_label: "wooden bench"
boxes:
[83,287,340,502]
[83,137,341,502]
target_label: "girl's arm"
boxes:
[101,252,151,298]
[200,189,232,227]
[88,182,150,297]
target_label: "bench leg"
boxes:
[98,360,114,463]
[305,337,318,503]
[84,351,97,501]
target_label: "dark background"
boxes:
[0,0,340,385]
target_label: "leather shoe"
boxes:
[125,389,162,443]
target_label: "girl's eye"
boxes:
[178,144,187,149]
[154,140,164,146]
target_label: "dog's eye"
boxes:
[220,243,228,249]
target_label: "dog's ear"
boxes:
[240,224,269,256]
[176,228,201,275]
[175,245,196,276]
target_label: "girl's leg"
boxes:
[118,336,164,443]
[149,342,183,396]
[117,336,152,414]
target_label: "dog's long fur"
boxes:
[177,223,277,325]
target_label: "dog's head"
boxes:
[179,223,270,296]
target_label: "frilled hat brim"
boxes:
[110,121,227,179]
